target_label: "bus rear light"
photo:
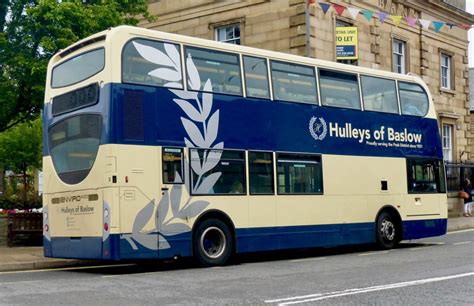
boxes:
[104,223,109,231]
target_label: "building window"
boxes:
[392,39,406,74]
[215,24,240,45]
[442,124,453,162]
[440,53,452,89]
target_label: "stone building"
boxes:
[141,0,474,214]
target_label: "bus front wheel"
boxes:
[376,211,399,249]
[194,219,233,266]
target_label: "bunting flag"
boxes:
[378,12,388,24]
[314,1,473,31]
[405,16,418,27]
[432,21,444,33]
[318,2,331,14]
[333,4,346,16]
[419,19,431,30]
[361,9,374,22]
[391,15,402,27]
[446,23,455,29]
[347,7,360,20]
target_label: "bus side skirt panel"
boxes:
[235,222,375,253]
[402,218,447,240]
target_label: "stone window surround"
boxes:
[438,114,459,162]
[391,34,409,75]
[209,17,245,45]
[439,49,455,94]
[442,123,454,162]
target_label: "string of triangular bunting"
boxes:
[307,0,473,32]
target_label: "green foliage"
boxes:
[0,119,42,204]
[0,195,42,210]
[0,0,153,132]
[0,119,42,172]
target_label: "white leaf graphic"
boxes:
[190,149,203,176]
[174,171,183,184]
[170,180,182,217]
[132,234,158,250]
[132,200,155,235]
[181,117,207,148]
[170,89,198,100]
[149,68,181,82]
[205,110,219,147]
[161,223,191,235]
[165,43,181,71]
[158,234,170,250]
[195,172,221,194]
[184,137,195,148]
[157,192,169,227]
[179,201,210,219]
[174,99,203,122]
[133,42,175,67]
[212,142,224,150]
[201,79,213,119]
[122,234,138,250]
[201,149,222,174]
[186,55,201,90]
[165,82,183,89]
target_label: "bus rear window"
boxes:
[48,114,102,184]
[52,48,105,88]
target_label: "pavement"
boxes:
[0,217,473,273]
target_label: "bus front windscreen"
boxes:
[48,114,102,184]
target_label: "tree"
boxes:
[0,119,42,202]
[0,0,152,132]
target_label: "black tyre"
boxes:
[375,211,399,249]
[194,218,233,266]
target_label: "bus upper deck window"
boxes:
[162,147,184,184]
[122,39,183,89]
[399,82,429,117]
[52,48,105,88]
[243,56,270,99]
[184,47,242,96]
[361,76,398,114]
[319,69,360,110]
[271,61,317,104]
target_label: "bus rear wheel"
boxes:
[376,211,399,250]
[194,219,233,267]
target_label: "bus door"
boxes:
[405,158,445,216]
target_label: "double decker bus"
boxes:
[43,26,447,266]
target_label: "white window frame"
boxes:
[392,39,406,74]
[440,53,451,89]
[215,24,241,45]
[442,124,453,162]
